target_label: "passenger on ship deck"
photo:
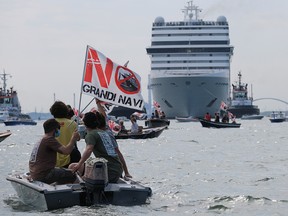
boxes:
[214,113,220,122]
[29,119,80,184]
[204,112,211,121]
[50,101,81,167]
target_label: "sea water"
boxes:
[0,118,287,215]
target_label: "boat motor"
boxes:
[82,157,108,204]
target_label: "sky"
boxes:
[0,0,288,113]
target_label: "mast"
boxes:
[182,1,202,21]
[0,69,11,94]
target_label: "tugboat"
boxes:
[0,71,21,121]
[227,72,260,118]
[0,70,36,125]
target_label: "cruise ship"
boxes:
[146,1,234,118]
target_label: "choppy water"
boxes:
[1,118,288,215]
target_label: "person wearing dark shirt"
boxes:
[29,119,80,184]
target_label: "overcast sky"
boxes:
[0,0,287,113]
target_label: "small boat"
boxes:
[269,112,286,123]
[4,114,37,126]
[7,159,152,211]
[175,116,198,122]
[241,114,264,120]
[199,118,241,128]
[144,118,170,128]
[115,126,165,139]
[0,130,12,142]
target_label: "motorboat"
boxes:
[4,114,37,126]
[269,112,286,123]
[241,114,264,120]
[115,126,165,139]
[175,116,198,122]
[7,158,152,211]
[144,118,170,128]
[199,118,241,128]
[0,130,12,142]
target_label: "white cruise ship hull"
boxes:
[150,75,229,118]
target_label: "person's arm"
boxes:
[71,144,94,173]
[115,147,132,179]
[58,131,80,155]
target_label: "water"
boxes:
[1,118,288,215]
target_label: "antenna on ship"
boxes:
[182,1,202,21]
[1,69,11,94]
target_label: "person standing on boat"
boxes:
[214,113,220,122]
[50,101,81,168]
[29,119,80,184]
[70,112,123,183]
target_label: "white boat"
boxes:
[175,116,198,122]
[241,114,264,120]
[146,1,233,118]
[7,159,152,211]
[269,112,286,123]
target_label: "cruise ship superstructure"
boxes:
[146,1,234,118]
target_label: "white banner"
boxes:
[82,46,144,111]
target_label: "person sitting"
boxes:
[222,113,229,123]
[214,113,220,122]
[130,116,142,134]
[50,101,81,167]
[29,119,80,184]
[118,120,128,134]
[160,111,166,119]
[204,112,211,121]
[69,112,123,183]
[154,110,159,119]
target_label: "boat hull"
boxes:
[115,126,165,139]
[144,118,170,128]
[199,118,241,128]
[241,114,264,120]
[150,76,229,119]
[227,105,260,118]
[4,120,37,126]
[7,173,152,211]
[269,118,286,123]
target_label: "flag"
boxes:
[220,101,227,111]
[81,46,144,111]
[153,101,161,112]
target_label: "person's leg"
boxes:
[43,168,76,184]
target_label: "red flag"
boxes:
[220,101,227,111]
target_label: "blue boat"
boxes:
[4,114,37,126]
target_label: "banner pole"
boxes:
[77,45,89,121]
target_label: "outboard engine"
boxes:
[82,157,108,205]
